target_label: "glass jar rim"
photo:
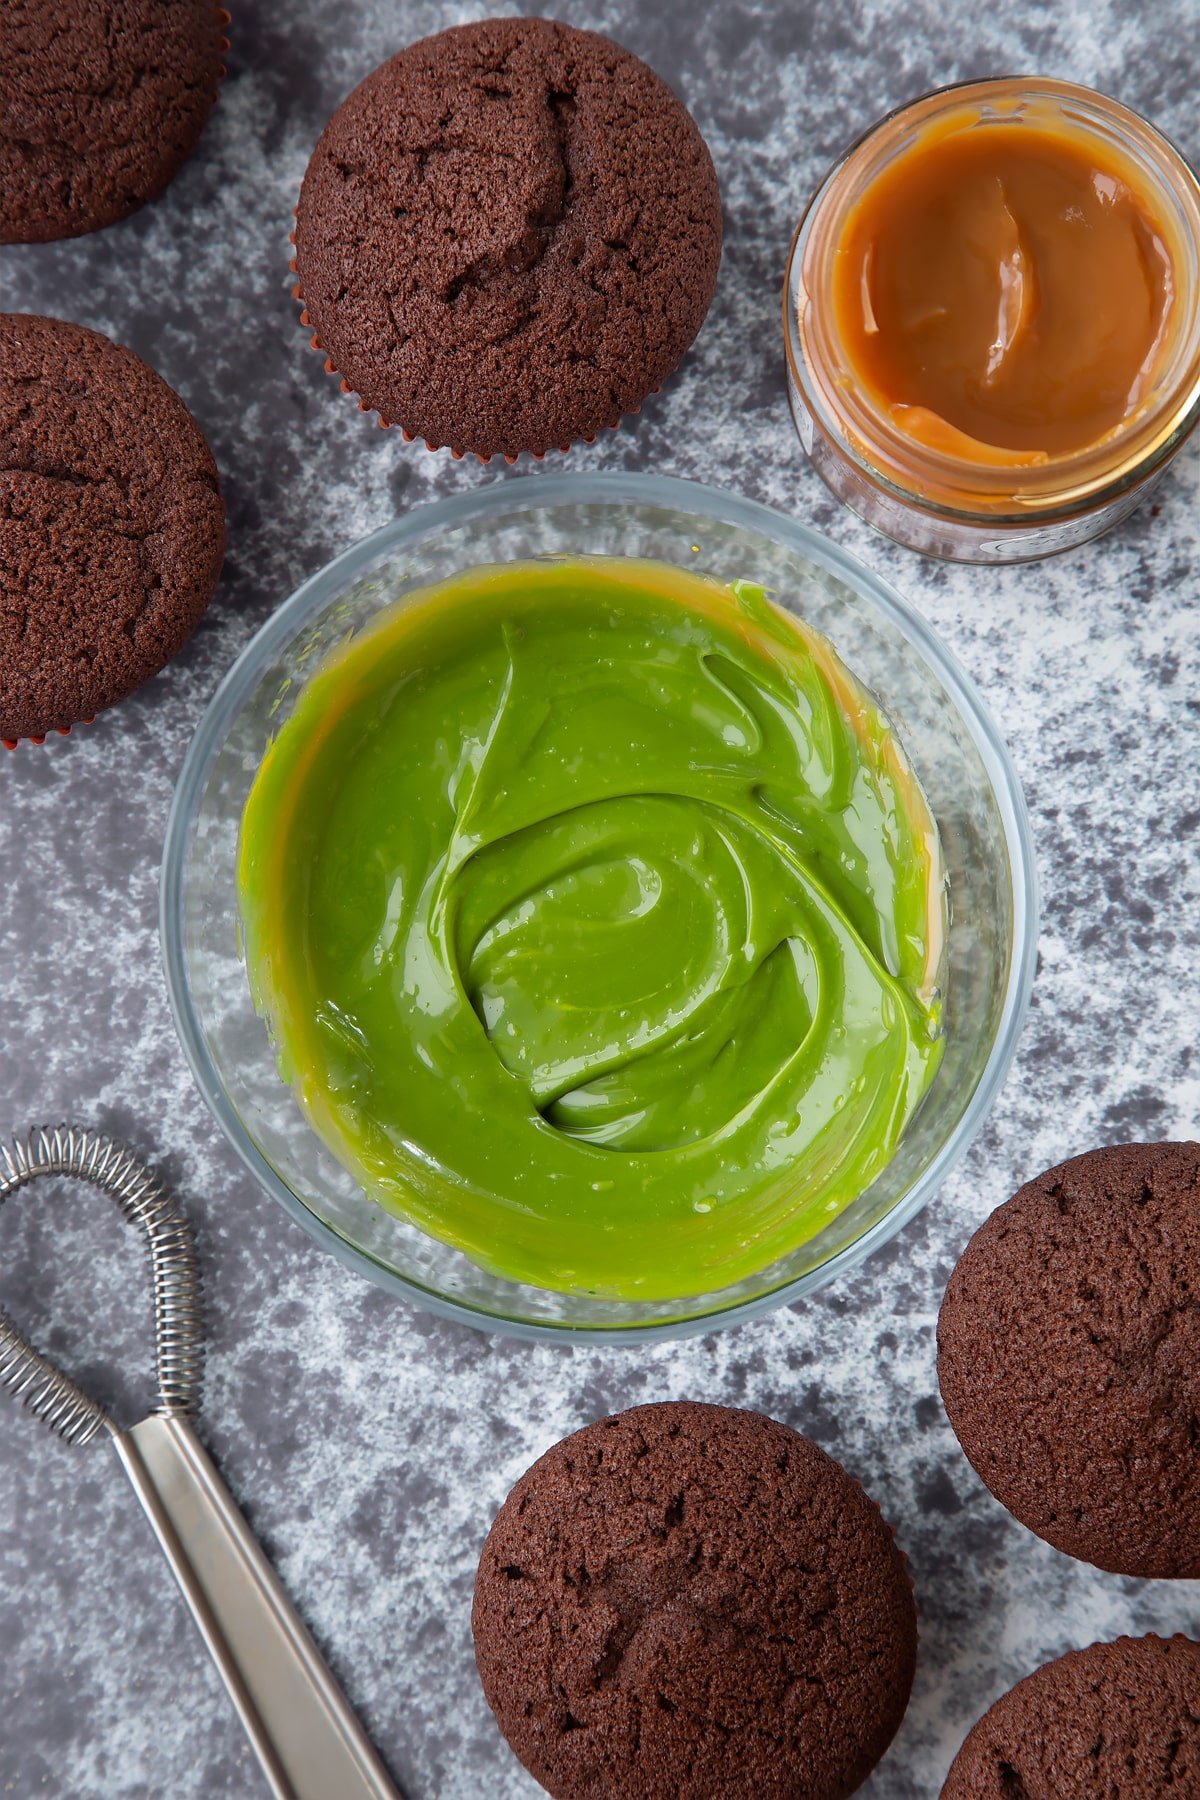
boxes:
[784,75,1200,524]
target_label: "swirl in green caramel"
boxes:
[238,557,946,1301]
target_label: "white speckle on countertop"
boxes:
[2,2,1199,1796]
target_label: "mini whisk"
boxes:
[0,1126,400,1800]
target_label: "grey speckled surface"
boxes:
[2,2,1200,1796]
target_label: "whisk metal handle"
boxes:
[114,1415,398,1800]
[0,1126,401,1800]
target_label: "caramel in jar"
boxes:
[831,120,1175,462]
[786,80,1200,559]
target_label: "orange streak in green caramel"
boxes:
[238,558,946,1301]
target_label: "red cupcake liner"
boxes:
[213,7,231,97]
[3,719,94,752]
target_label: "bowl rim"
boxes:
[160,470,1039,1344]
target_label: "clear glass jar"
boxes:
[785,78,1200,563]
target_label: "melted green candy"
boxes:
[238,558,946,1300]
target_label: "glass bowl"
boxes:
[161,473,1037,1342]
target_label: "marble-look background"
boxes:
[2,1,1199,1795]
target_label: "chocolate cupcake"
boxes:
[938,1141,1200,1577]
[0,314,226,745]
[293,17,722,460]
[473,1401,916,1800]
[941,1635,1200,1798]
[0,1,228,243]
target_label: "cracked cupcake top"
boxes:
[0,0,225,243]
[941,1635,1200,1798]
[938,1140,1200,1578]
[0,313,225,742]
[472,1401,917,1800]
[293,17,722,459]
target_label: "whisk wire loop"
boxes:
[0,1126,203,1447]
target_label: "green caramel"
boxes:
[238,558,946,1300]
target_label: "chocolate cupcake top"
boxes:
[0,0,226,243]
[294,17,723,459]
[473,1400,916,1800]
[941,1635,1200,1798]
[938,1140,1200,1578]
[0,313,226,744]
